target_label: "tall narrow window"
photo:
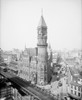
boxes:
[78,87,80,91]
[75,86,76,90]
[71,90,73,94]
[74,91,76,95]
[78,93,80,96]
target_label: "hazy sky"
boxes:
[0,0,81,51]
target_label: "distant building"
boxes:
[2,52,12,64]
[0,48,4,64]
[12,49,21,60]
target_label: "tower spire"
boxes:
[37,10,47,28]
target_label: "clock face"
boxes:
[38,28,47,36]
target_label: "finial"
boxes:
[41,8,43,16]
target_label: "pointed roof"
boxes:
[38,15,47,28]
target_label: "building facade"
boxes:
[67,67,82,100]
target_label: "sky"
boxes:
[0,0,82,51]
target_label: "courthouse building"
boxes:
[18,14,52,85]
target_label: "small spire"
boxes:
[37,9,47,28]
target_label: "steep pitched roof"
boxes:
[69,67,82,79]
[70,67,79,76]
[23,48,38,57]
[38,16,47,28]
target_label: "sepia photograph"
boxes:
[0,0,82,100]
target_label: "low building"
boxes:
[49,66,82,100]
[0,78,14,100]
[67,67,82,100]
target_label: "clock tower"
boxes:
[37,15,48,85]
